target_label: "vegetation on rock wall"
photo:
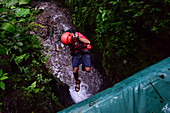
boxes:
[0,0,65,112]
[64,0,170,83]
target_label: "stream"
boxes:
[33,2,104,103]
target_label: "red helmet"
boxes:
[61,32,73,44]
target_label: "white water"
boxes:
[35,2,48,10]
[60,23,70,32]
[69,79,92,103]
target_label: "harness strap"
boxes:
[71,50,89,56]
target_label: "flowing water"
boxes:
[34,2,104,103]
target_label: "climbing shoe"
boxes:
[75,80,81,92]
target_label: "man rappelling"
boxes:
[61,30,91,92]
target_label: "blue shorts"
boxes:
[72,53,91,68]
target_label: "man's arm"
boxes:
[78,37,90,44]
[74,32,91,44]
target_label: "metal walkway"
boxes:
[59,57,170,113]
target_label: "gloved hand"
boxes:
[86,44,92,50]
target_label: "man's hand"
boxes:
[73,34,79,40]
[73,33,91,44]
[86,44,92,50]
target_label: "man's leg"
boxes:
[73,67,81,92]
[72,55,79,81]
[82,54,91,72]
[72,55,81,92]
[73,67,79,81]
[85,67,91,72]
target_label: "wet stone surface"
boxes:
[34,2,104,103]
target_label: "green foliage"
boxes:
[0,69,8,90]
[15,8,31,17]
[18,0,30,5]
[0,1,65,112]
[1,0,30,7]
[0,23,15,32]
[1,0,19,7]
[0,44,6,55]
[0,102,2,112]
[65,0,170,81]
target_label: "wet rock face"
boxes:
[33,2,74,39]
[33,2,104,103]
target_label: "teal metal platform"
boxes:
[59,57,170,113]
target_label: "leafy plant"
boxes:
[0,102,2,112]
[0,69,8,90]
[0,0,65,112]
[65,0,170,82]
